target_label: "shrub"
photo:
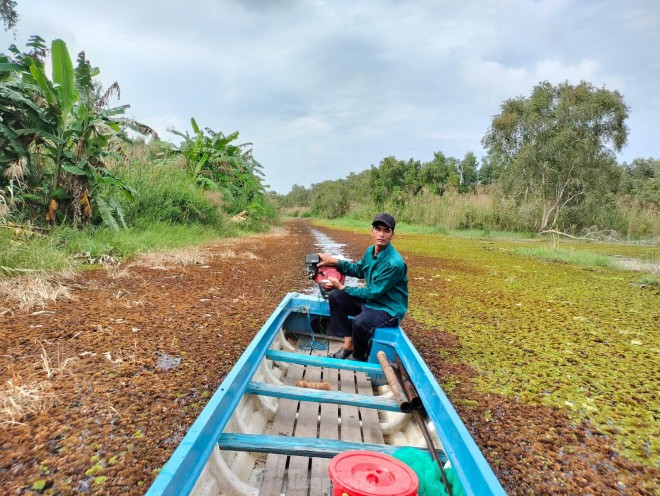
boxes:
[110,158,224,228]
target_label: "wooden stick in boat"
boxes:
[412,408,453,496]
[394,356,423,411]
[376,351,412,413]
[295,380,331,390]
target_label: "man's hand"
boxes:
[325,276,345,291]
[317,253,338,267]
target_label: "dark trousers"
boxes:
[328,289,398,359]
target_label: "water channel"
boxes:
[305,228,362,296]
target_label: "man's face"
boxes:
[371,223,394,250]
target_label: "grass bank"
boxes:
[0,221,244,276]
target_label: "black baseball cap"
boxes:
[372,213,396,230]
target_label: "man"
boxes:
[318,213,408,361]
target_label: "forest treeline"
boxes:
[2,35,658,249]
[276,82,659,238]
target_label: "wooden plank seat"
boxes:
[265,350,382,374]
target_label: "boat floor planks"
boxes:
[309,366,339,496]
[285,366,321,495]
[356,370,384,445]
[260,364,304,495]
[259,340,382,495]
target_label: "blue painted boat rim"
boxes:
[371,327,506,495]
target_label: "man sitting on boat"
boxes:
[318,213,409,361]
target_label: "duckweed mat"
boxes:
[318,223,658,495]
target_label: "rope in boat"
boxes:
[291,302,329,351]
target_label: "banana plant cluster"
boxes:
[0,36,154,229]
[171,117,267,216]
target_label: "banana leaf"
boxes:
[61,164,87,175]
[191,117,200,134]
[14,128,63,144]
[28,63,58,107]
[0,62,26,74]
[95,196,119,230]
[0,122,27,157]
[51,39,79,115]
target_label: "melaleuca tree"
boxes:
[310,179,349,219]
[458,151,479,193]
[478,155,507,186]
[620,158,660,208]
[420,151,453,195]
[482,80,628,232]
[282,184,311,208]
[369,156,422,207]
[345,170,371,206]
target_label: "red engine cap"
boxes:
[315,267,345,286]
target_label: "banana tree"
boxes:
[1,36,155,228]
[0,37,61,194]
[171,117,267,215]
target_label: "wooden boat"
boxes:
[146,292,505,495]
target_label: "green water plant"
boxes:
[399,234,658,466]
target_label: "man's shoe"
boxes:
[331,347,353,360]
[347,354,367,362]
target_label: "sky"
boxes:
[3,0,659,193]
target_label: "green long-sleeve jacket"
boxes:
[337,243,408,323]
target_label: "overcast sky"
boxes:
[3,1,659,193]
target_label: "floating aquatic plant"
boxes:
[399,234,658,466]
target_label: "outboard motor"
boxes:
[305,254,345,299]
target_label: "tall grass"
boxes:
[616,200,660,238]
[316,218,536,239]
[511,246,618,268]
[0,230,72,274]
[111,156,226,228]
[0,149,273,275]
[324,185,660,240]
[343,187,540,233]
[53,222,230,259]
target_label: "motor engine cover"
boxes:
[314,266,345,288]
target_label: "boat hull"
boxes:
[147,293,505,496]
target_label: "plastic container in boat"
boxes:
[328,450,419,496]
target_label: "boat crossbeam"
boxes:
[265,349,382,374]
[218,433,447,461]
[246,381,401,411]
